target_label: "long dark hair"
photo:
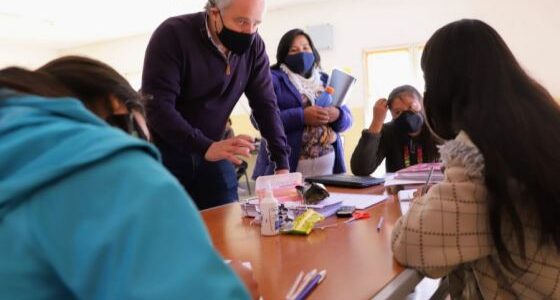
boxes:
[0,67,73,98]
[272,28,321,72]
[422,19,560,271]
[38,56,146,115]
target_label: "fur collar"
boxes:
[438,131,485,178]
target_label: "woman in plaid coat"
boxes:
[392,19,560,299]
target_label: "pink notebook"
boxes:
[395,163,444,181]
[397,162,443,174]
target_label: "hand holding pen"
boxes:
[413,165,436,197]
[421,165,436,195]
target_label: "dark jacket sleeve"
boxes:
[252,72,305,134]
[273,74,305,134]
[141,19,214,155]
[351,124,392,176]
[245,36,290,170]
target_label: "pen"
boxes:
[286,271,304,300]
[376,216,384,232]
[294,270,327,300]
[422,165,435,195]
[289,269,317,300]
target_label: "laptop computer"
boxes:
[305,174,385,188]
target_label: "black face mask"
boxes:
[217,13,256,55]
[106,113,148,141]
[394,111,424,134]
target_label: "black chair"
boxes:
[235,160,251,195]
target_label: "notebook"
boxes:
[394,162,444,181]
[327,68,357,106]
[305,174,385,188]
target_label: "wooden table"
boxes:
[202,185,407,300]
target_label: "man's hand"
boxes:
[304,106,330,126]
[368,98,389,134]
[229,260,260,300]
[204,135,255,165]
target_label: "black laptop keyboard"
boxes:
[305,174,385,187]
[329,175,373,183]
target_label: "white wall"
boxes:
[470,0,560,97]
[57,0,560,112]
[259,0,560,107]
[60,34,152,89]
[0,42,58,69]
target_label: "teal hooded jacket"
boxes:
[0,90,249,299]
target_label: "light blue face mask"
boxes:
[285,52,315,75]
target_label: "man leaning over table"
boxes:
[142,0,290,209]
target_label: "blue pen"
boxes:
[294,270,327,300]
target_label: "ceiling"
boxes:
[0,0,320,49]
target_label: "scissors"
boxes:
[344,212,371,224]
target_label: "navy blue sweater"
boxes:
[142,12,290,169]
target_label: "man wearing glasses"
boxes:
[142,0,290,210]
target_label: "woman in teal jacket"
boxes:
[0,64,252,299]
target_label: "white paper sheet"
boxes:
[397,189,416,201]
[326,192,387,209]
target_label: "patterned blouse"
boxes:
[300,93,336,160]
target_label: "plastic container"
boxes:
[260,185,280,236]
[315,86,335,107]
[255,172,303,203]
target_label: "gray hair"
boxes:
[205,0,232,11]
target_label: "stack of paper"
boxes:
[397,189,416,215]
[240,197,260,218]
[394,162,444,181]
[284,197,343,218]
[397,189,416,201]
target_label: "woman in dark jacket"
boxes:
[253,29,352,178]
[351,85,439,175]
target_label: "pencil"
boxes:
[422,165,435,195]
[289,269,317,300]
[376,216,384,232]
[294,270,327,300]
[286,271,304,300]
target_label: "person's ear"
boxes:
[209,7,222,31]
[210,6,220,17]
[108,95,128,115]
